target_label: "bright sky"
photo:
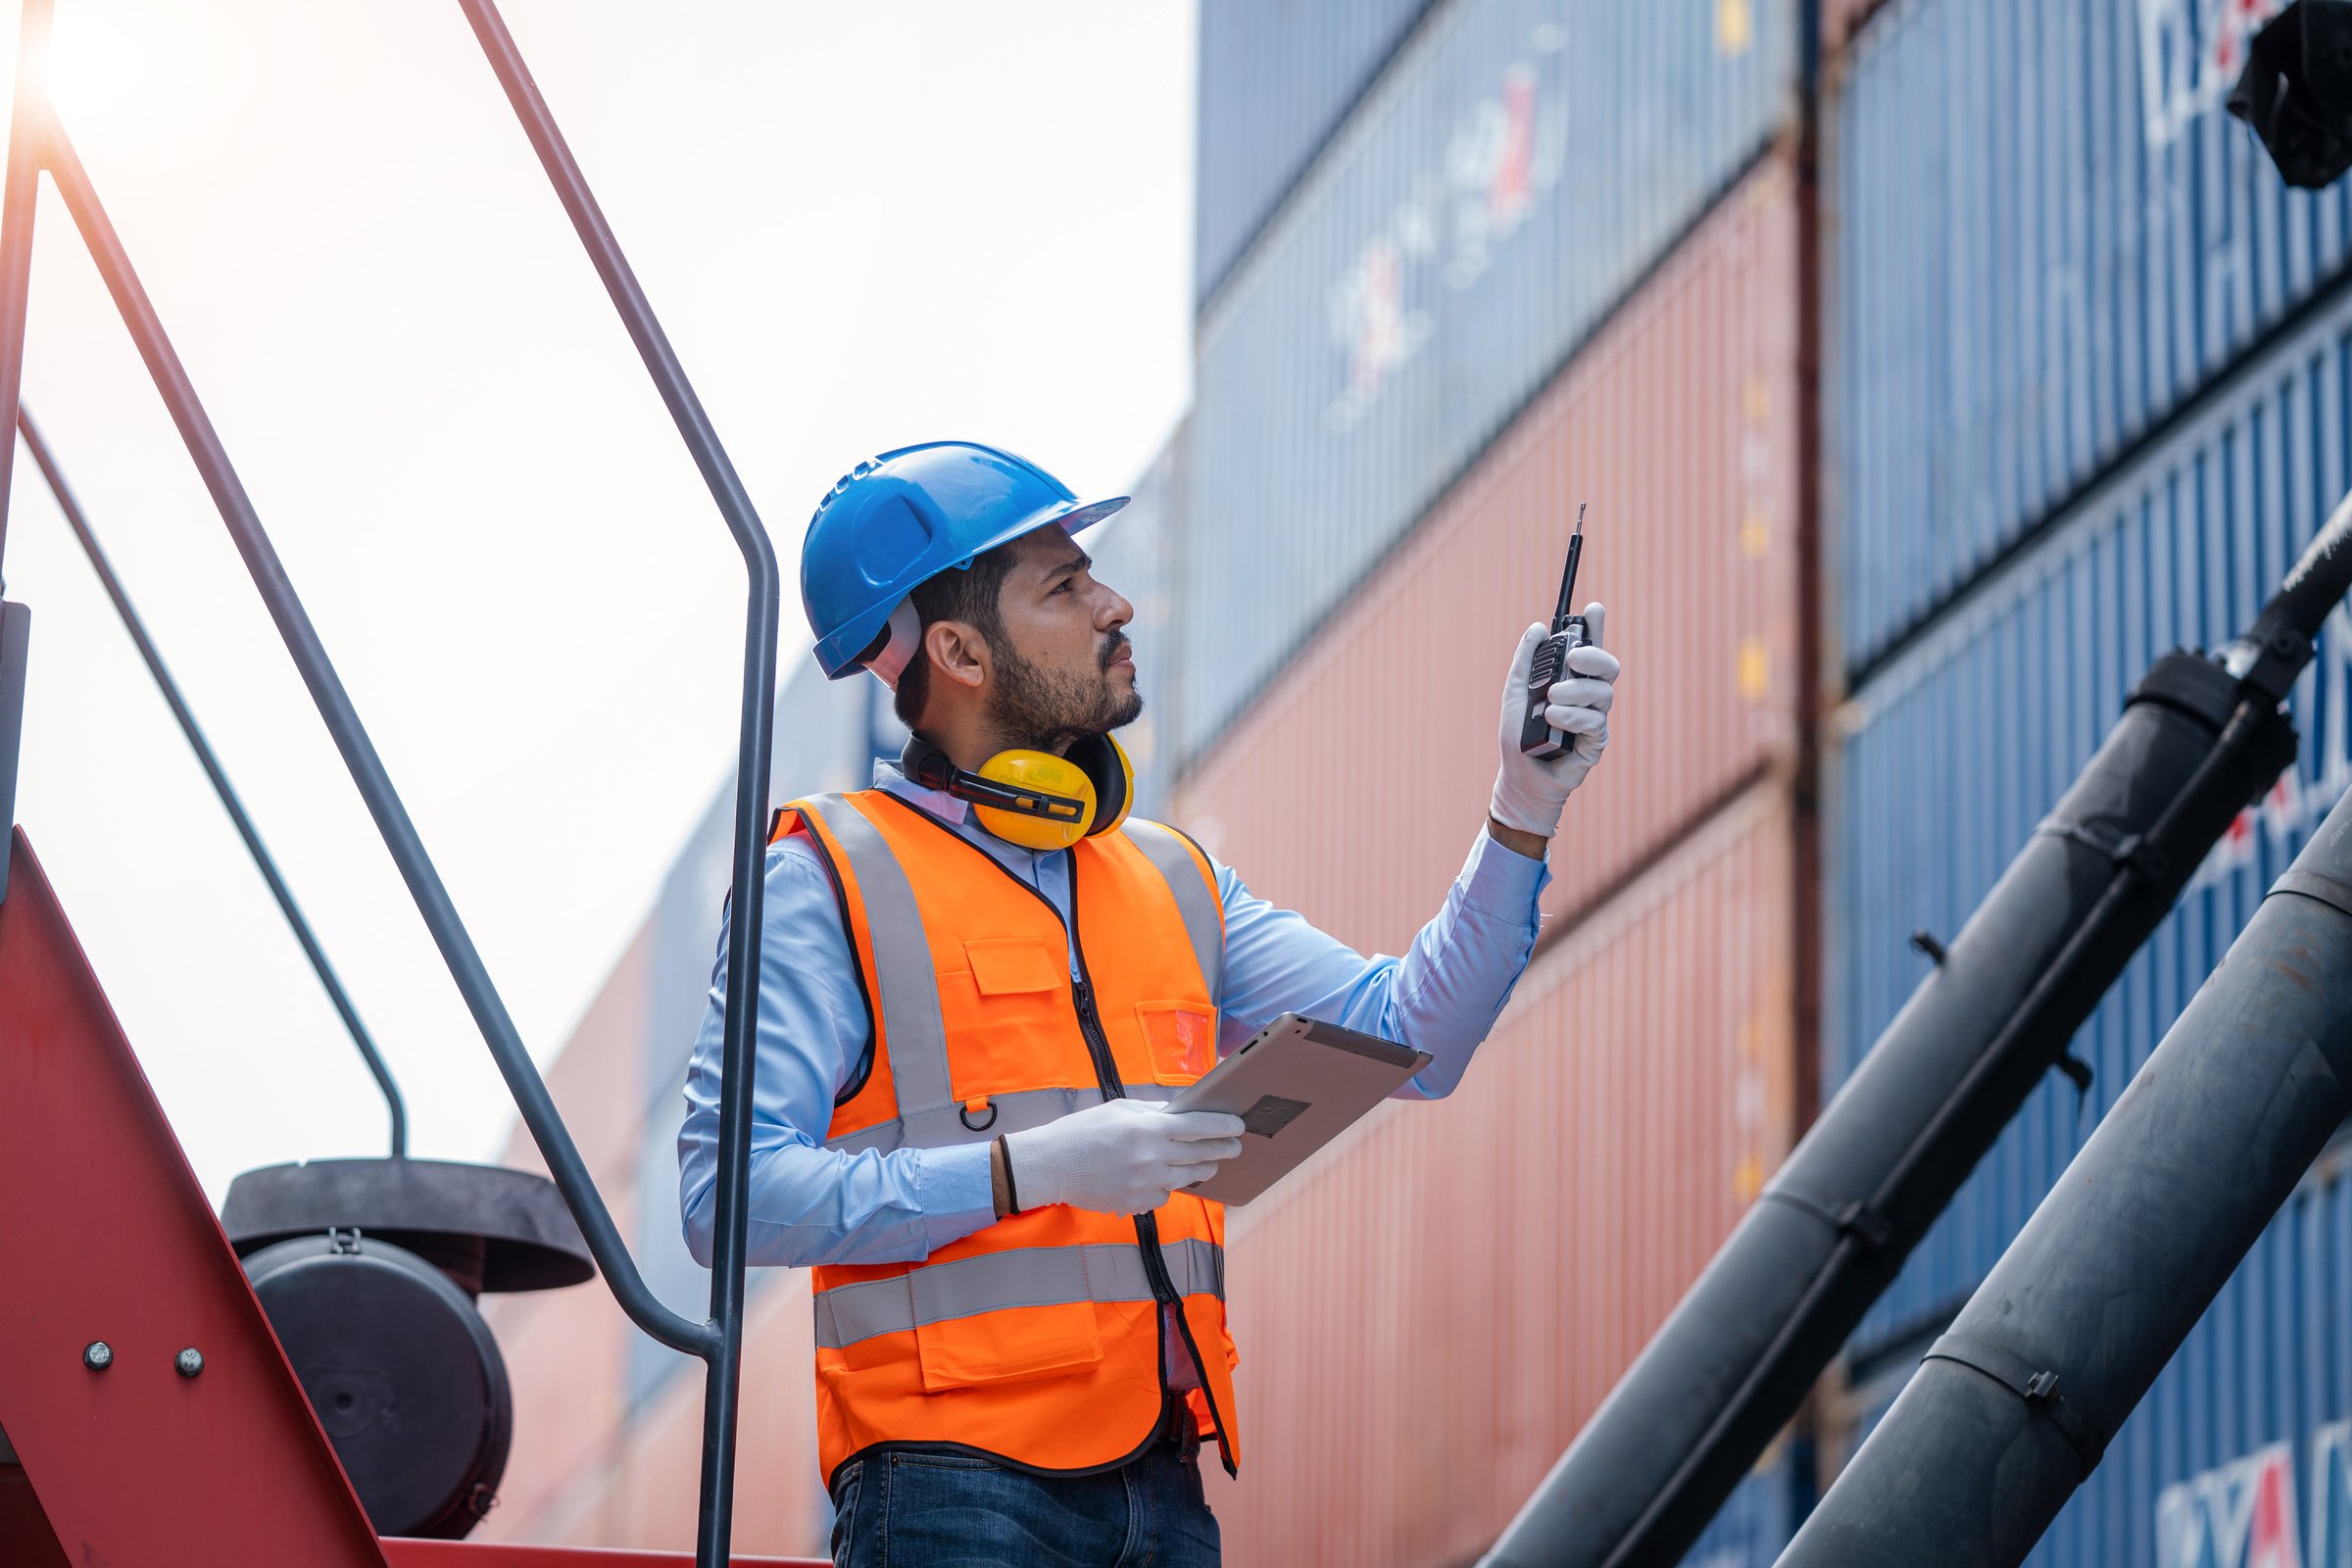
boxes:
[0,0,1196,1203]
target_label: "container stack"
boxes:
[1178,2,1815,1562]
[475,0,2352,1559]
[1820,0,2352,1557]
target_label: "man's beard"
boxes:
[988,636,1144,754]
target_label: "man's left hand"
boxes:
[1489,603,1620,842]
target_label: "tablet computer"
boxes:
[1162,1012,1432,1205]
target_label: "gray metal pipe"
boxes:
[1482,501,2352,1568]
[1775,782,2352,1566]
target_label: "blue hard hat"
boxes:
[802,441,1129,679]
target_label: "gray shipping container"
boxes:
[1195,0,1438,313]
[623,655,891,1412]
[1833,0,2352,676]
[1838,1129,2352,1565]
[1081,422,1187,817]
[1180,0,1797,769]
[1828,267,2352,1366]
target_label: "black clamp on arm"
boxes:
[1922,1332,2106,1475]
[1761,1179,1894,1251]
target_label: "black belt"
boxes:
[1155,1393,1203,1461]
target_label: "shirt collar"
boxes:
[872,759,970,824]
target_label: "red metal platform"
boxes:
[0,829,818,1567]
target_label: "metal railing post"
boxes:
[17,406,409,1156]
[38,119,713,1360]
[452,6,777,1562]
[0,0,50,595]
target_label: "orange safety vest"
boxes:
[772,788,1241,1486]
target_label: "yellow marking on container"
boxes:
[1739,637,1771,702]
[1741,505,1772,558]
[1718,0,1754,57]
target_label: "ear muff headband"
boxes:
[900,733,1135,851]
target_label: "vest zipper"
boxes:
[876,792,1239,1473]
[1068,871,1237,1477]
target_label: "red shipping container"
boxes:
[480,925,658,1542]
[1175,153,1801,961]
[1201,784,1800,1567]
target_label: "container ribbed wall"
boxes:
[1201,785,1801,1567]
[1830,281,2352,1363]
[1177,156,1800,958]
[1083,425,1187,816]
[1195,0,1438,313]
[1833,0,2349,675]
[1179,0,1797,766]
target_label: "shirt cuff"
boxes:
[1459,825,1553,917]
[916,1142,999,1252]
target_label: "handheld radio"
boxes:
[1519,505,1589,759]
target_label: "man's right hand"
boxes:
[1004,1099,1248,1216]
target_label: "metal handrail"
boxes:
[0,5,773,1563]
[17,406,409,1157]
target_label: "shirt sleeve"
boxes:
[677,840,996,1269]
[1209,827,1551,1099]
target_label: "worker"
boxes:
[678,441,1621,1567]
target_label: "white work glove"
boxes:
[1490,603,1620,839]
[1004,1099,1248,1217]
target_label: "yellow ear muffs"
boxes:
[1069,733,1134,837]
[970,750,1099,851]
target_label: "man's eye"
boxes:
[1052,578,1074,594]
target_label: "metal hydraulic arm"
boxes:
[1778,699,2352,1565]
[1482,496,2352,1567]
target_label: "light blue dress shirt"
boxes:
[677,763,1551,1273]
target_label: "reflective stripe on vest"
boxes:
[1122,819,1224,1005]
[814,1238,1226,1350]
[797,793,1217,1153]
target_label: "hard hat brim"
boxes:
[814,493,1130,678]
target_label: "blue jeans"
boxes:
[828,1440,1221,1567]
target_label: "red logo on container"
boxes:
[2158,1441,2302,1568]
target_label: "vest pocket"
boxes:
[914,1302,1103,1393]
[963,937,1061,996]
[1135,1001,1218,1083]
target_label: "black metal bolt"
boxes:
[81,1341,112,1371]
[174,1348,203,1378]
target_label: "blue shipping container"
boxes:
[1835,0,2352,676]
[1829,271,2352,1362]
[1195,0,1438,313]
[1179,0,1796,768]
[1841,1134,2352,1565]
[1681,1442,1809,1568]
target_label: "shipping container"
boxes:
[1177,157,1801,958]
[1829,277,2352,1362]
[480,659,881,1539]
[1195,0,1439,313]
[1835,1130,2352,1566]
[1081,423,1188,816]
[1821,0,1892,56]
[1178,0,1800,767]
[1200,784,1802,1568]
[1685,1443,1811,1568]
[1831,0,2352,675]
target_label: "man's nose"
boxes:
[1097,587,1133,631]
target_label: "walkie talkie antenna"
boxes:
[1551,504,1587,632]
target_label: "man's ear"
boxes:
[925,619,990,692]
